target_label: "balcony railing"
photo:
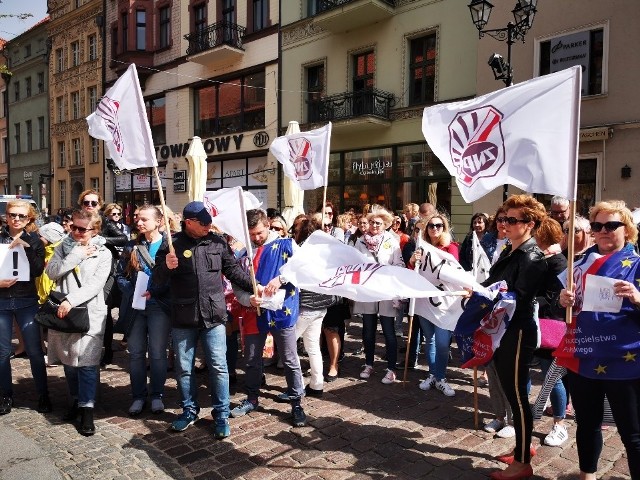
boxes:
[184,21,246,56]
[308,89,395,123]
[316,0,395,15]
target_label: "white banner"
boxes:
[0,245,30,281]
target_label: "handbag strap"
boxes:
[135,244,155,269]
[71,268,82,288]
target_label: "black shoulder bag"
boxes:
[35,269,90,334]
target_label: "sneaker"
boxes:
[305,386,323,397]
[151,399,165,414]
[419,374,436,391]
[544,423,569,446]
[0,395,13,415]
[381,369,396,385]
[230,399,257,418]
[213,418,230,439]
[435,378,455,397]
[292,405,307,427]
[128,399,145,416]
[359,365,374,379]
[483,418,505,433]
[496,425,516,438]
[171,411,198,432]
[277,391,302,402]
[37,394,52,413]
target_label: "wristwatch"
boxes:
[279,275,287,285]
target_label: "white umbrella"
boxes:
[280,121,305,227]
[185,136,208,202]
[633,208,640,225]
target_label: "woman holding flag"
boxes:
[558,201,640,480]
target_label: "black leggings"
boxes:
[569,372,640,478]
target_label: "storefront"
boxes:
[114,168,167,226]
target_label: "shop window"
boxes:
[243,73,265,131]
[146,96,166,145]
[409,33,436,106]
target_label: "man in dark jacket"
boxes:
[153,201,259,439]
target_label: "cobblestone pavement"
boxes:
[2,323,631,480]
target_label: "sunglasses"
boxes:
[323,223,333,228]
[110,212,121,216]
[186,218,211,227]
[270,226,283,232]
[427,223,444,229]
[590,221,625,233]
[7,212,29,220]
[70,224,94,233]
[496,216,528,225]
[370,221,383,226]
[83,200,99,207]
[562,227,582,234]
[324,212,333,216]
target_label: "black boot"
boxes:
[62,400,79,422]
[79,407,95,436]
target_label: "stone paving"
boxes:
[2,323,631,480]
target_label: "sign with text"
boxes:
[174,170,187,193]
[0,245,30,281]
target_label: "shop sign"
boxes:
[155,134,244,160]
[174,170,187,193]
[24,171,33,181]
[549,31,590,94]
[351,159,392,176]
[579,127,609,142]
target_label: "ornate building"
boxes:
[47,0,103,210]
[0,39,8,195]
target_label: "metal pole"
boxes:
[502,23,515,202]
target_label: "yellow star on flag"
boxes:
[623,351,637,362]
[594,364,607,375]
[282,252,289,261]
[289,290,296,297]
[271,243,278,250]
[269,320,276,327]
[284,307,291,316]
[635,278,640,287]
[621,258,633,268]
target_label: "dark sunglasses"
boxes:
[110,212,121,216]
[186,218,210,227]
[70,224,94,233]
[427,223,444,229]
[496,216,528,225]
[562,226,582,234]
[590,221,624,233]
[323,223,332,228]
[7,212,29,220]
[270,226,283,232]
[83,200,99,207]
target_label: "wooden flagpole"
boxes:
[152,165,174,254]
[402,258,421,387]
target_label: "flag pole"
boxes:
[565,202,577,323]
[473,367,479,430]
[237,187,261,315]
[152,165,174,254]
[402,258,421,387]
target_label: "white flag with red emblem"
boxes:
[87,64,157,171]
[203,187,262,258]
[422,66,581,202]
[269,123,332,190]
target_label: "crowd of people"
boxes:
[1,191,639,480]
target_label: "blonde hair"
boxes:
[422,213,452,248]
[589,200,638,245]
[6,200,38,233]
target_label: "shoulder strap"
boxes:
[135,244,155,269]
[71,268,82,288]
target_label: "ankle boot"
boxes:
[79,407,95,436]
[62,400,79,422]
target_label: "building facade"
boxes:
[47,0,104,211]
[5,18,51,211]
[0,40,8,194]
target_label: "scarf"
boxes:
[363,232,384,254]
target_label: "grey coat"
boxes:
[45,236,112,367]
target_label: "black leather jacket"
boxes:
[482,237,547,328]
[0,227,45,300]
[101,219,128,253]
[153,231,254,329]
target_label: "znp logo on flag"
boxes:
[95,97,124,156]
[319,263,383,288]
[288,137,314,181]
[449,106,505,187]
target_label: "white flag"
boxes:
[87,63,157,171]
[413,240,487,331]
[203,187,262,258]
[269,123,331,190]
[472,231,491,283]
[280,231,451,302]
[422,66,581,202]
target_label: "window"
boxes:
[14,82,19,102]
[59,180,67,208]
[58,141,66,167]
[1,137,6,163]
[71,91,80,119]
[38,116,45,149]
[91,177,99,191]
[221,0,235,42]
[539,27,604,96]
[136,10,146,50]
[194,3,207,33]
[111,25,118,57]
[73,138,82,165]
[24,44,31,58]
[306,0,320,16]
[122,12,129,52]
[71,41,80,67]
[146,96,166,145]
[14,123,20,154]
[26,120,32,152]
[56,96,65,122]
[87,86,97,113]
[37,72,44,93]
[243,73,265,130]
[252,0,269,32]
[353,50,375,92]
[159,6,171,48]
[25,77,31,98]
[409,33,437,106]
[88,34,97,61]
[56,48,64,72]
[91,138,99,163]
[306,63,325,122]
[0,87,5,117]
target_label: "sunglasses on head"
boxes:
[83,200,99,207]
[70,224,94,233]
[590,221,625,233]
[496,216,528,225]
[7,212,29,220]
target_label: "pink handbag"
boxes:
[539,318,567,349]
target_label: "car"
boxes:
[0,195,43,225]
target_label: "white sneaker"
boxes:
[435,378,455,397]
[483,418,505,433]
[360,365,374,379]
[496,425,516,438]
[381,369,396,384]
[544,423,569,446]
[419,374,436,391]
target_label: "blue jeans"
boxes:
[539,357,567,419]
[63,365,99,408]
[128,303,171,401]
[173,325,229,420]
[417,314,452,381]
[0,297,47,397]
[362,314,397,370]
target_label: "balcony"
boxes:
[311,0,395,33]
[184,22,246,66]
[308,88,394,132]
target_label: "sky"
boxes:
[0,0,48,41]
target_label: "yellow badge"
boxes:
[183,250,192,258]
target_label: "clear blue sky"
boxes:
[0,0,48,40]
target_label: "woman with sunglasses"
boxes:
[0,200,49,416]
[115,204,171,416]
[46,209,113,435]
[269,215,289,238]
[352,207,404,384]
[104,203,130,244]
[409,213,459,397]
[317,201,344,241]
[558,201,640,480]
